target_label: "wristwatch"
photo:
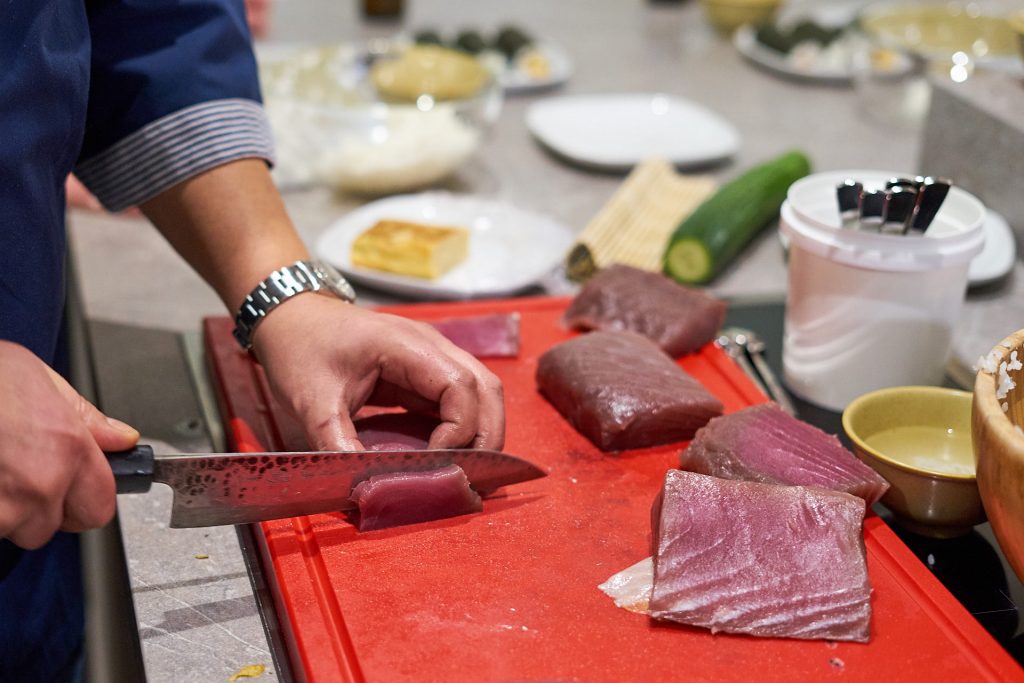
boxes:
[232,259,356,350]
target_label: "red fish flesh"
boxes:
[430,313,520,358]
[564,264,726,357]
[349,464,483,532]
[680,403,890,506]
[536,330,723,451]
[355,412,435,451]
[649,470,872,642]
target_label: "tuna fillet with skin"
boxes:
[536,330,723,451]
[563,264,727,357]
[649,470,872,643]
[680,403,890,506]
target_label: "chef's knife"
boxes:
[107,445,545,528]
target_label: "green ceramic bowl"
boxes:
[843,386,985,538]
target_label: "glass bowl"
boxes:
[852,0,1022,128]
[259,41,503,195]
[859,0,1020,68]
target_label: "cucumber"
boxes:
[663,150,811,285]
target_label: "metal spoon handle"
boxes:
[837,180,863,229]
[859,189,887,231]
[883,185,918,234]
[907,177,952,233]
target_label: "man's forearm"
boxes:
[140,158,308,313]
[138,157,506,452]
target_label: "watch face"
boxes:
[312,261,356,302]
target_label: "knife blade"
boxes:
[106,445,546,528]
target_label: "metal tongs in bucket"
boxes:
[837,176,952,235]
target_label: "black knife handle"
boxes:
[106,445,155,494]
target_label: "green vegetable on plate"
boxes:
[755,20,846,54]
[662,150,812,285]
[454,30,487,54]
[494,25,533,60]
[414,29,443,46]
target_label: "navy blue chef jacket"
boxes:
[1,2,274,679]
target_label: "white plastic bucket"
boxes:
[780,170,986,411]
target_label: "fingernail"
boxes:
[106,416,138,434]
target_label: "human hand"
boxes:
[65,174,103,211]
[0,342,139,549]
[251,295,506,452]
[139,159,503,450]
[244,0,271,39]
[65,174,140,216]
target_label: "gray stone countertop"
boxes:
[117,473,278,682]
[67,0,1024,680]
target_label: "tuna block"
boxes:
[650,470,872,642]
[680,403,890,506]
[536,330,723,451]
[564,264,727,357]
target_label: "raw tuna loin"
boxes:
[680,403,890,506]
[536,330,723,451]
[564,264,727,357]
[649,470,872,643]
[429,313,521,358]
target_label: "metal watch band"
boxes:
[232,259,355,350]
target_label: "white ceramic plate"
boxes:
[778,208,1018,287]
[970,209,1018,287]
[733,25,855,85]
[525,93,740,171]
[500,42,573,94]
[315,193,575,300]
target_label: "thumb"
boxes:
[86,412,141,452]
[43,365,140,451]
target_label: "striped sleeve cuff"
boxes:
[75,99,276,212]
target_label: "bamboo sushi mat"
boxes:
[568,159,716,278]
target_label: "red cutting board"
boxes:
[203,296,1023,683]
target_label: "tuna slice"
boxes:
[349,464,483,532]
[563,264,727,357]
[429,313,521,358]
[536,330,724,451]
[680,403,890,506]
[650,470,871,643]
